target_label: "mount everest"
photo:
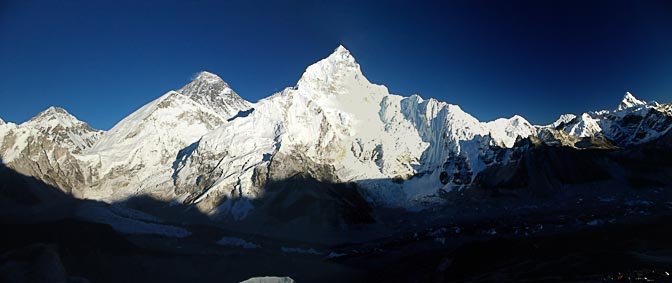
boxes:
[1,45,671,222]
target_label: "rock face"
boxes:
[1,45,671,222]
[179,71,251,117]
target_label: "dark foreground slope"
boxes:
[364,218,672,282]
[2,130,672,282]
[3,203,672,282]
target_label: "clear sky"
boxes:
[1,0,671,130]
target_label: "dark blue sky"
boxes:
[1,0,671,129]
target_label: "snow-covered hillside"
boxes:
[82,72,252,200]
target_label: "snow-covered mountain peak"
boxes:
[330,44,355,61]
[508,115,528,124]
[549,113,577,128]
[33,106,70,117]
[178,71,250,117]
[295,45,368,94]
[26,106,87,129]
[0,117,4,125]
[617,91,646,111]
[334,44,348,52]
[0,105,102,166]
[179,71,234,97]
[193,71,225,84]
[483,115,536,147]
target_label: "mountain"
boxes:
[179,71,251,117]
[544,92,672,146]
[0,107,103,195]
[82,75,252,200]
[170,46,670,217]
[1,45,671,227]
[617,91,647,111]
[170,46,541,216]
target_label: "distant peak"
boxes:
[624,91,636,100]
[550,113,577,128]
[179,71,234,97]
[617,91,646,111]
[35,106,71,118]
[30,106,75,122]
[27,106,88,128]
[510,114,525,121]
[508,115,532,126]
[193,71,227,85]
[177,71,250,116]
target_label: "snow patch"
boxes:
[75,202,190,238]
[239,277,295,283]
[216,237,260,249]
[325,252,347,259]
[280,246,322,255]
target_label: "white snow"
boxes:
[617,91,647,111]
[82,89,246,200]
[565,113,602,137]
[483,115,536,147]
[549,113,577,128]
[75,202,190,237]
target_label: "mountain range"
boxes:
[1,45,671,227]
